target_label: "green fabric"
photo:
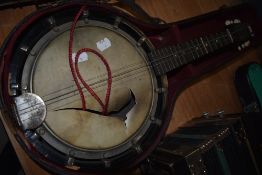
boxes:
[248,64,262,108]
[215,146,231,175]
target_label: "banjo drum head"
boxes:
[1,3,167,173]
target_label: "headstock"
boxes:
[225,19,254,51]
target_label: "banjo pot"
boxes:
[0,2,167,174]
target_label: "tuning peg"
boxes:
[238,46,242,51]
[225,20,234,25]
[225,20,231,26]
[241,43,246,48]
[244,41,250,47]
[234,19,241,24]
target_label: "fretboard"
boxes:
[148,29,234,75]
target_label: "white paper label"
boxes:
[96,38,111,52]
[72,52,88,63]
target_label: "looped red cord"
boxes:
[75,49,112,114]
[69,6,112,115]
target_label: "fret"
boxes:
[200,37,209,54]
[213,33,221,48]
[193,39,202,57]
[175,44,183,65]
[224,31,233,45]
[176,45,184,66]
[189,40,195,58]
[160,49,169,72]
[167,47,175,71]
[204,35,213,52]
[175,46,182,67]
[182,42,193,63]
[196,38,205,56]
[172,46,180,67]
[212,34,219,49]
[164,48,172,71]
[190,39,199,58]
[226,28,234,43]
[179,43,187,64]
[168,46,176,69]
[210,34,218,50]
[186,41,196,60]
[195,38,205,56]
[156,49,161,58]
[159,48,165,63]
[181,44,189,64]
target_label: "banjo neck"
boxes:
[149,29,235,75]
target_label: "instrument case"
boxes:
[141,135,229,175]
[235,62,262,112]
[197,113,262,173]
[141,114,260,175]
[240,112,262,173]
[0,1,262,174]
[179,117,259,175]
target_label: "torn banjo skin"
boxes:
[0,1,261,175]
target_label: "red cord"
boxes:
[69,6,86,110]
[74,49,112,114]
[69,6,112,115]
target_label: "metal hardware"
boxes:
[137,36,146,47]
[134,145,142,153]
[14,93,46,130]
[155,88,167,93]
[83,10,89,24]
[216,110,225,117]
[67,157,74,166]
[113,16,122,29]
[238,46,242,51]
[202,112,209,118]
[10,83,19,96]
[103,159,111,168]
[20,46,29,53]
[47,16,56,28]
[234,19,241,23]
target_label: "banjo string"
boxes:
[18,65,147,116]
[41,60,141,98]
[40,26,245,102]
[16,26,247,114]
[37,24,246,100]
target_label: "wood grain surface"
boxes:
[0,0,261,175]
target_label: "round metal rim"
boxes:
[21,18,164,159]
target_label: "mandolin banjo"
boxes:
[0,1,259,174]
